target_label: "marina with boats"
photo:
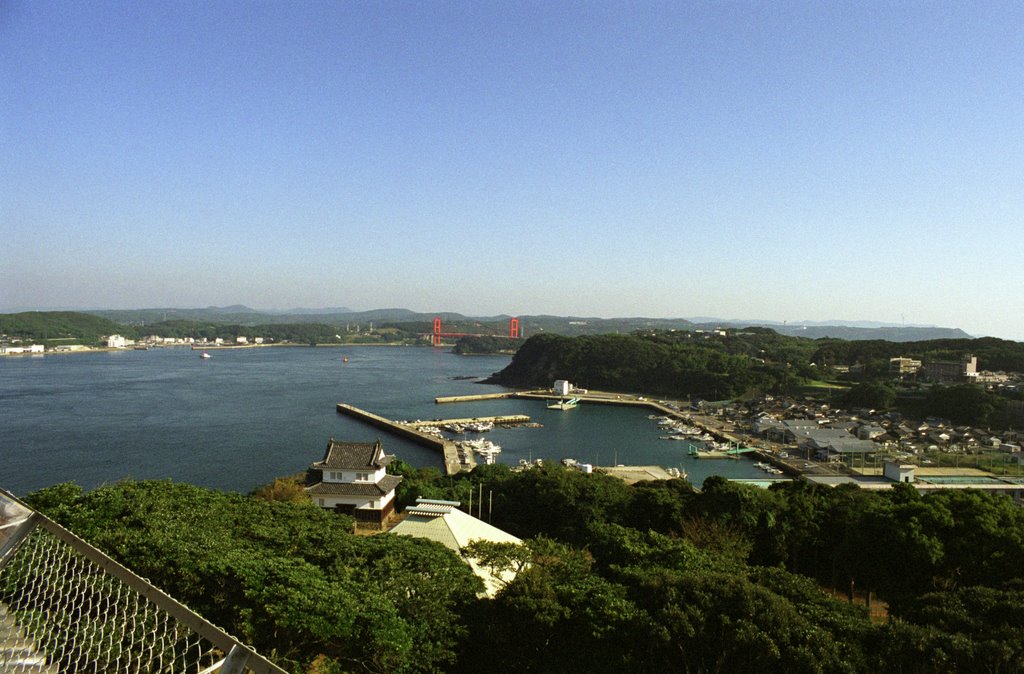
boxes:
[335,382,779,482]
[428,386,796,480]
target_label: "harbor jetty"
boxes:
[432,388,801,476]
[335,403,476,475]
[407,415,531,429]
[596,465,676,485]
[434,392,514,404]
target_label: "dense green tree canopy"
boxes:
[25,480,481,673]
[841,381,897,409]
[922,384,1004,426]
[20,465,1024,673]
[488,330,1024,427]
[488,332,795,398]
[451,335,525,354]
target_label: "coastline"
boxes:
[0,340,445,357]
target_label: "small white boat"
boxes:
[200,351,211,359]
[460,438,502,455]
[547,398,579,410]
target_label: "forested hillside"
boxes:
[487,332,802,398]
[811,335,1024,373]
[0,311,125,345]
[135,319,413,345]
[452,335,525,354]
[22,469,1024,673]
[488,330,1024,399]
[0,311,421,346]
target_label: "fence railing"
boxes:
[0,490,287,674]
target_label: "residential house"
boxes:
[794,428,876,462]
[883,461,916,484]
[856,424,887,440]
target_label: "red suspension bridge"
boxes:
[431,317,521,346]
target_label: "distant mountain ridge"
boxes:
[689,317,942,329]
[74,307,976,342]
[273,306,354,315]
[689,320,973,342]
[767,325,973,341]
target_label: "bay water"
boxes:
[0,346,765,497]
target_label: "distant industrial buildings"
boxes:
[889,357,922,375]
[889,354,978,382]
[922,354,978,382]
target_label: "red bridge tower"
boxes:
[430,317,522,347]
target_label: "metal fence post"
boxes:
[219,644,253,674]
[0,513,39,573]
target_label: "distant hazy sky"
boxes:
[3,2,1023,337]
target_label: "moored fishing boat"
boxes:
[547,397,579,410]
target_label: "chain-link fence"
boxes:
[0,490,286,674]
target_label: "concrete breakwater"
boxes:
[434,392,514,404]
[408,415,531,428]
[429,389,792,474]
[335,403,476,475]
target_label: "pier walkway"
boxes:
[336,403,477,475]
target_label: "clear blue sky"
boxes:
[3,2,1023,338]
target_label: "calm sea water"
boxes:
[0,346,765,496]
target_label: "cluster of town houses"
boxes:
[1,334,273,354]
[752,412,1023,463]
[105,334,269,348]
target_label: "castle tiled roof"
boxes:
[305,474,403,497]
[311,438,394,471]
